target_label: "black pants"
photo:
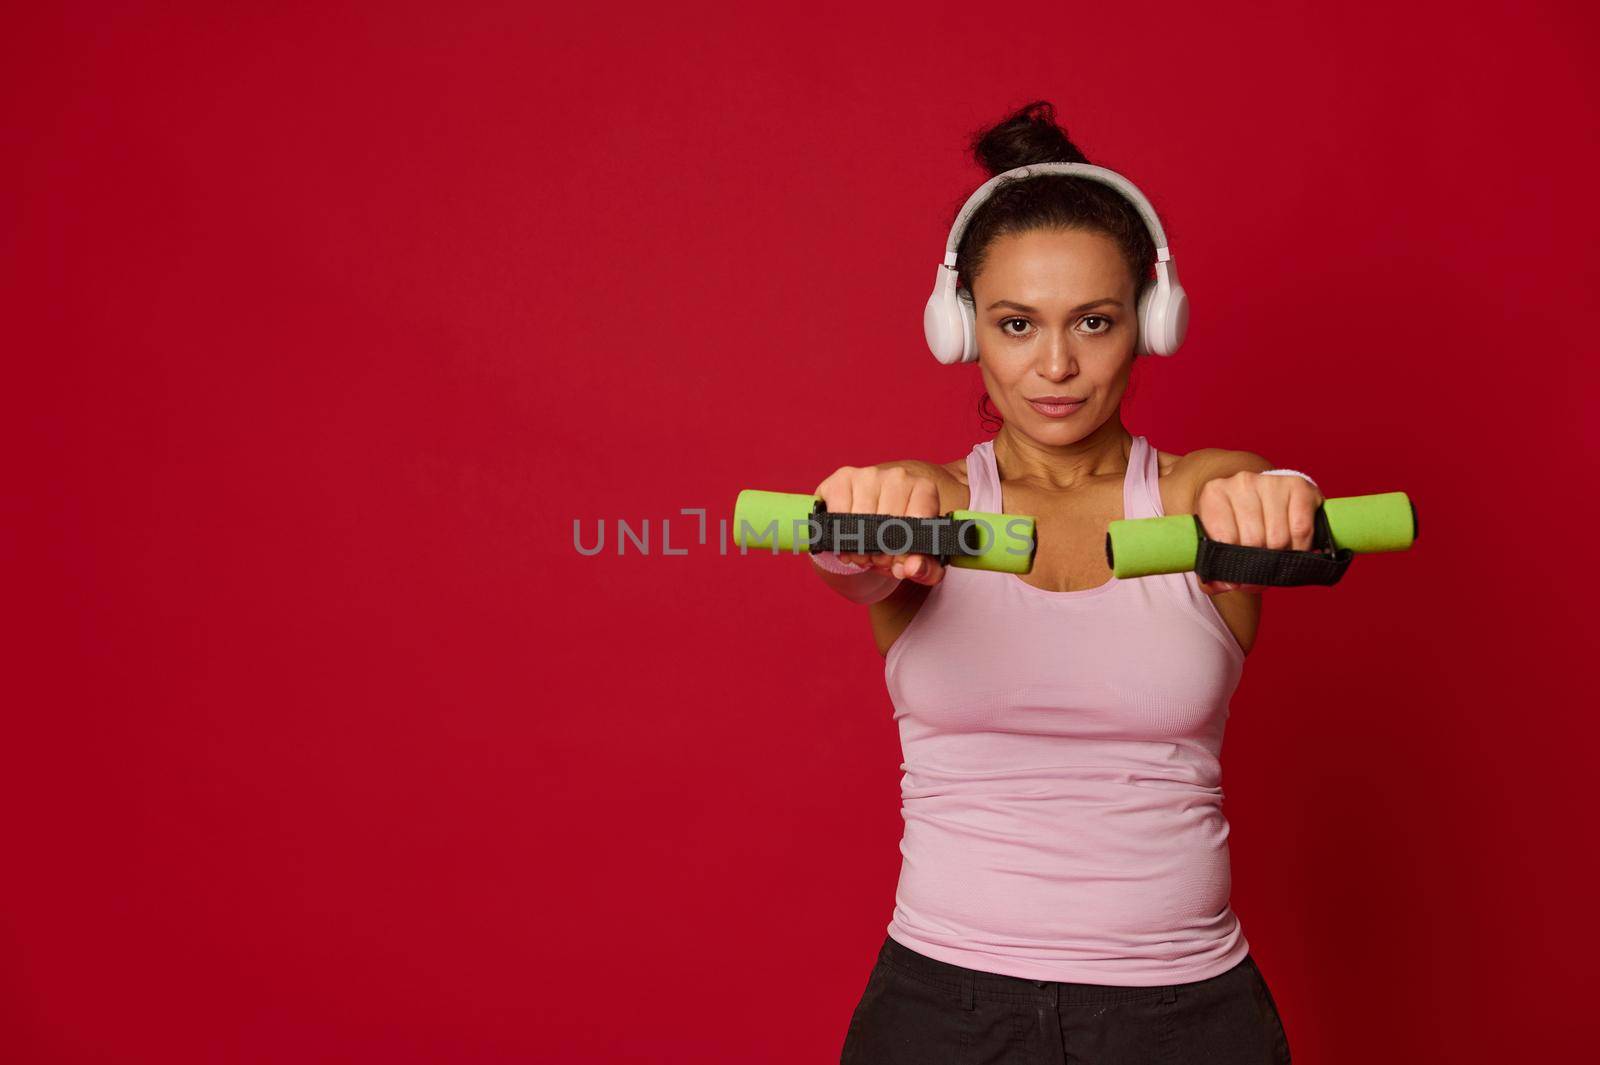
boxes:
[840,934,1291,1065]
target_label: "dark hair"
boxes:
[960,100,1156,434]
[954,99,1158,296]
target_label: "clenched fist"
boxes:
[1194,470,1325,595]
[812,465,946,585]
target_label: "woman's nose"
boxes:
[1036,335,1076,378]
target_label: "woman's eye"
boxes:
[999,316,1113,337]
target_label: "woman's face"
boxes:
[969,227,1140,445]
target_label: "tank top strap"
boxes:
[965,439,1001,513]
[1122,434,1165,520]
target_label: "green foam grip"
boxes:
[1320,492,1417,553]
[1106,490,1417,578]
[1105,514,1204,579]
[946,510,1035,574]
[733,490,815,552]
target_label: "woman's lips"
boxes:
[1027,397,1086,418]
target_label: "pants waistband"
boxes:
[877,934,1246,1008]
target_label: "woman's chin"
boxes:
[1019,423,1093,448]
[1031,405,1095,427]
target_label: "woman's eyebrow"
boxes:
[986,298,1124,314]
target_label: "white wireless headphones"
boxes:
[922,162,1189,364]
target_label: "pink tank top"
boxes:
[883,434,1251,986]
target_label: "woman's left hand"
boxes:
[1194,471,1325,596]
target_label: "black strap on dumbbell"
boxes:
[806,500,984,562]
[1191,507,1354,586]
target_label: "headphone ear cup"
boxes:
[924,267,969,365]
[1134,282,1155,357]
[957,288,978,363]
[1162,281,1189,355]
[1141,265,1188,357]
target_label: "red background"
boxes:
[7,2,1596,1062]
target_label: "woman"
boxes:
[819,101,1306,1064]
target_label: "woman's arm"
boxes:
[809,458,969,656]
[810,459,965,603]
[1172,447,1327,658]
[1177,447,1325,594]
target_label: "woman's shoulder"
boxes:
[1168,444,1273,484]
[1164,444,1274,511]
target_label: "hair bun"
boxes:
[968,99,1090,177]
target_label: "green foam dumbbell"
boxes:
[1106,490,1418,583]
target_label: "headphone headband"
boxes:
[941,162,1171,266]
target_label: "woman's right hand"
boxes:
[811,465,946,585]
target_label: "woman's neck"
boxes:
[992,418,1134,492]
